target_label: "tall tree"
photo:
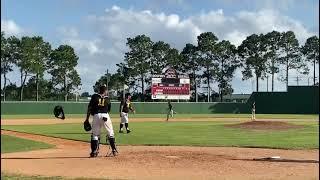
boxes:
[23,77,55,100]
[93,72,123,93]
[214,40,239,102]
[124,35,153,101]
[25,36,51,101]
[197,32,219,102]
[278,31,303,90]
[4,83,20,100]
[181,43,200,102]
[264,31,281,92]
[115,63,135,99]
[48,45,81,101]
[238,34,267,92]
[150,41,171,74]
[165,47,182,72]
[0,32,15,101]
[15,36,32,101]
[301,36,319,86]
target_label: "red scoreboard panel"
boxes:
[151,76,190,100]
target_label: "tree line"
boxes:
[95,31,319,102]
[1,32,81,101]
[1,30,318,102]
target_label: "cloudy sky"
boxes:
[1,0,319,94]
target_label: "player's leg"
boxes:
[119,112,125,133]
[90,114,102,157]
[102,113,118,156]
[166,110,170,121]
[124,113,130,133]
[170,109,174,118]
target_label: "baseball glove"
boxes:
[83,120,92,131]
[53,105,65,120]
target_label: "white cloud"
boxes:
[218,0,298,12]
[74,6,316,93]
[57,27,79,38]
[4,6,317,93]
[64,39,101,55]
[1,19,23,36]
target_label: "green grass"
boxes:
[2,121,319,149]
[1,172,112,180]
[2,113,318,119]
[1,134,54,153]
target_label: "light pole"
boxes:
[106,69,109,94]
[106,69,109,96]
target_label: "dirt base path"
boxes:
[1,130,319,180]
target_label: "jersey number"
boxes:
[98,98,105,106]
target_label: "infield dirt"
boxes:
[1,129,319,180]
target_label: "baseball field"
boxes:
[1,113,319,180]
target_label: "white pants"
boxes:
[92,113,114,138]
[120,112,129,123]
[251,110,256,120]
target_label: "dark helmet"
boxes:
[125,93,131,98]
[99,84,107,94]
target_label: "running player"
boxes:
[84,85,118,157]
[119,93,135,133]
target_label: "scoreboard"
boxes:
[151,68,190,100]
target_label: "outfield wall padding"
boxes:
[1,86,318,115]
[247,86,319,114]
[0,101,249,115]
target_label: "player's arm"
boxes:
[119,100,123,117]
[107,98,111,113]
[129,103,135,113]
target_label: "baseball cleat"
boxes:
[127,129,131,133]
[90,152,98,158]
[112,150,118,156]
[106,149,118,157]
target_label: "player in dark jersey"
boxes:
[84,84,118,157]
[119,93,135,133]
[166,101,174,121]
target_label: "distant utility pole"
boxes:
[294,76,302,86]
[106,69,109,93]
[251,78,254,92]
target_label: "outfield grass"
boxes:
[1,135,54,153]
[1,113,318,119]
[2,121,319,149]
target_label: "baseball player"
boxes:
[119,93,135,133]
[251,102,256,121]
[166,101,174,121]
[84,85,118,157]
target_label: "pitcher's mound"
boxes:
[226,121,303,130]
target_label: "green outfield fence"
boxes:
[1,86,318,115]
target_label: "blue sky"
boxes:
[1,0,319,94]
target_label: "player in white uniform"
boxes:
[251,102,256,121]
[119,93,135,133]
[84,85,118,157]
